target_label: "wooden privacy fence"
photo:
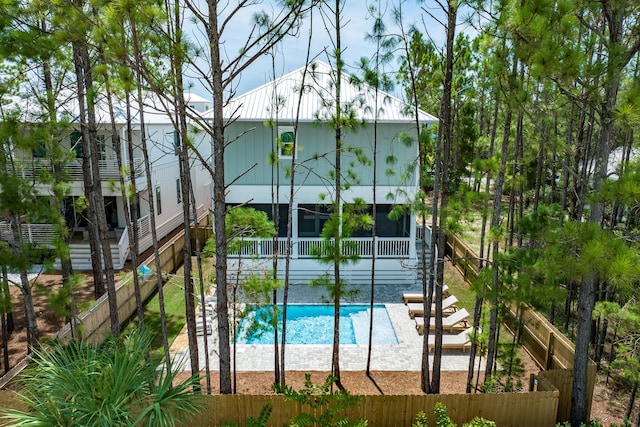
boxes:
[445,232,596,423]
[0,215,212,389]
[537,368,596,423]
[53,214,212,345]
[183,391,559,427]
[63,214,211,344]
[0,388,561,426]
[446,234,481,279]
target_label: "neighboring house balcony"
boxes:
[12,157,145,181]
[0,214,152,270]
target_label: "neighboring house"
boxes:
[0,93,211,270]
[218,61,438,285]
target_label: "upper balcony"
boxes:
[11,157,145,181]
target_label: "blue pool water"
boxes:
[236,305,398,345]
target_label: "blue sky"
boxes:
[183,1,459,99]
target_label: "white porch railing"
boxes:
[416,224,432,241]
[0,222,58,245]
[11,157,144,180]
[137,214,151,238]
[228,237,413,259]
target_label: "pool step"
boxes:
[350,308,399,345]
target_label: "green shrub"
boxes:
[463,417,496,427]
[435,402,456,427]
[413,411,429,427]
[413,404,497,427]
[275,373,367,427]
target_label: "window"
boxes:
[176,178,181,204]
[33,141,46,158]
[298,204,330,237]
[97,135,117,161]
[105,197,118,228]
[351,204,411,238]
[278,127,295,158]
[173,131,179,156]
[71,131,83,158]
[97,135,107,161]
[238,204,289,237]
[155,186,162,215]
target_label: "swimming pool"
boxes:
[236,304,398,345]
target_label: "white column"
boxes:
[291,202,299,259]
[409,213,417,259]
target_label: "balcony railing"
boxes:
[11,157,144,180]
[228,237,413,259]
[0,214,150,247]
[0,222,58,245]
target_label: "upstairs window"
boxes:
[97,135,116,161]
[173,131,179,156]
[156,186,162,215]
[33,141,46,158]
[71,131,83,158]
[278,127,295,159]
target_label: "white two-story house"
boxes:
[0,93,211,270]
[219,62,437,285]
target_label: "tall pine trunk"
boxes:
[71,34,119,336]
[207,0,232,394]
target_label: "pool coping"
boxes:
[171,303,480,372]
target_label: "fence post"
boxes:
[529,373,536,391]
[171,243,176,272]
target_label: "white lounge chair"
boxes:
[427,326,475,352]
[196,317,213,335]
[407,295,459,319]
[402,284,450,304]
[196,303,214,318]
[415,308,470,335]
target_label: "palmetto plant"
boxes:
[2,328,202,426]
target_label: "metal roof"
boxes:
[1,92,210,125]
[219,61,438,124]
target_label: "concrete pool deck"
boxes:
[170,300,482,372]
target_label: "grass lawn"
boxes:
[125,258,215,360]
[443,265,476,312]
[142,280,188,360]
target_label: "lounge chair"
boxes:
[196,317,213,335]
[428,326,475,352]
[196,303,214,317]
[407,295,459,319]
[415,308,470,335]
[402,284,450,304]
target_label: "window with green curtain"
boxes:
[278,127,295,158]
